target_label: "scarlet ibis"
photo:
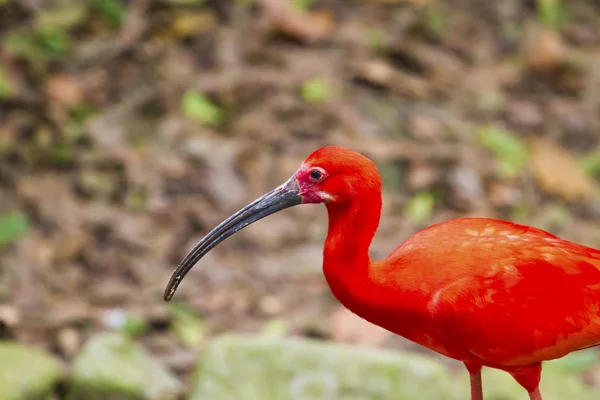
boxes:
[165,146,600,400]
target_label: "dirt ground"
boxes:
[2,0,600,391]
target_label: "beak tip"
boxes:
[163,277,180,302]
[163,176,302,303]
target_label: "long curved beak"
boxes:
[164,177,302,301]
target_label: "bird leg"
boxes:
[529,388,543,400]
[505,363,542,400]
[465,363,483,400]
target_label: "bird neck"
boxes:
[322,190,381,302]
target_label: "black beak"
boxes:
[164,177,302,301]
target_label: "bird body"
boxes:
[330,217,600,364]
[165,146,600,400]
[325,215,600,395]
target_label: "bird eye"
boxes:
[309,169,323,181]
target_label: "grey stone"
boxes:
[190,335,600,400]
[0,341,64,400]
[190,335,463,400]
[68,333,182,400]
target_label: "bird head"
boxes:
[163,146,380,301]
[295,146,381,205]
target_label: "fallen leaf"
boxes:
[56,327,82,359]
[301,78,330,103]
[155,11,216,41]
[406,114,444,141]
[524,24,565,73]
[406,164,439,192]
[529,137,596,202]
[405,191,437,222]
[478,125,528,178]
[353,59,398,88]
[258,0,333,44]
[181,90,224,126]
[0,211,29,248]
[46,74,84,107]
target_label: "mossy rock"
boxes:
[67,333,182,400]
[190,335,600,400]
[190,335,464,400]
[0,341,64,400]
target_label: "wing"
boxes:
[426,220,600,366]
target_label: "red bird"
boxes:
[165,146,600,400]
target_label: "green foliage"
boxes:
[477,125,528,178]
[0,65,13,99]
[580,151,600,178]
[7,29,70,61]
[122,315,148,337]
[537,0,569,29]
[169,303,205,349]
[366,28,385,53]
[182,90,224,126]
[301,79,330,103]
[71,102,98,122]
[0,211,29,248]
[423,2,447,39]
[125,189,147,212]
[92,0,127,26]
[35,3,89,31]
[261,320,288,338]
[66,102,98,140]
[291,0,313,12]
[405,191,436,223]
[51,143,74,165]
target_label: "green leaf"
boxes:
[38,29,70,53]
[0,65,13,99]
[537,0,566,29]
[92,0,127,26]
[7,29,70,61]
[477,125,528,178]
[35,3,89,31]
[125,189,147,212]
[0,212,29,248]
[51,143,74,165]
[169,303,205,349]
[70,102,98,123]
[261,320,288,338]
[405,192,436,223]
[580,151,600,178]
[423,2,447,39]
[122,315,148,337]
[181,90,224,126]
[366,29,385,53]
[7,33,42,60]
[291,0,313,12]
[301,79,330,103]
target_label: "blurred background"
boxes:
[2,0,600,399]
